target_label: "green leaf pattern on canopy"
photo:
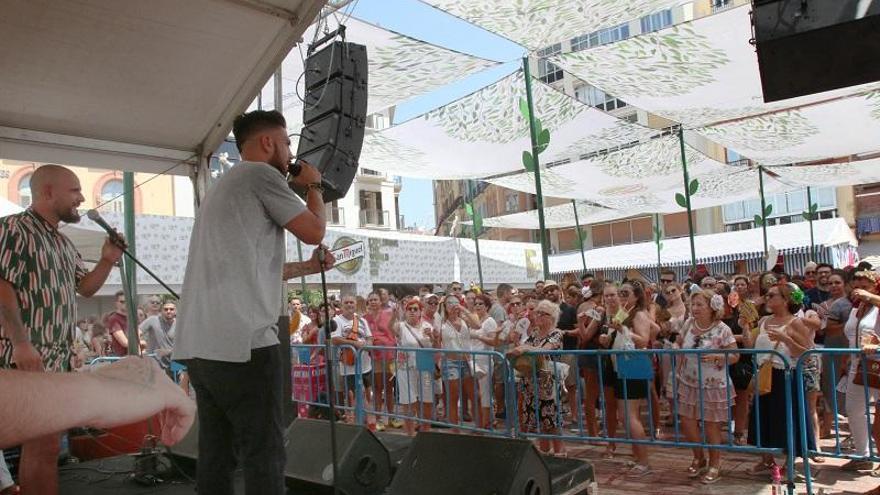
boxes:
[424,0,683,51]
[360,132,431,172]
[690,168,757,198]
[425,71,584,143]
[699,110,820,153]
[551,22,729,98]
[370,35,498,112]
[559,121,659,161]
[596,137,701,179]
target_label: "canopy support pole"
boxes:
[758,165,769,259]
[122,171,139,355]
[467,180,485,291]
[678,126,697,270]
[806,186,816,261]
[654,213,662,280]
[523,57,550,280]
[571,200,587,274]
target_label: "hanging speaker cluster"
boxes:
[294,29,368,203]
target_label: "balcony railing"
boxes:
[360,209,390,228]
[359,167,384,177]
[326,206,345,226]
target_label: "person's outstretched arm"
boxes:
[0,357,195,449]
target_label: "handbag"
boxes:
[404,322,442,379]
[853,315,880,389]
[614,327,654,380]
[757,325,782,396]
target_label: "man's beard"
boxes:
[59,208,81,223]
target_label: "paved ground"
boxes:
[561,438,879,495]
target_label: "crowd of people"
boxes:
[288,262,880,491]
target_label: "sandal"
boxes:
[702,466,722,484]
[748,459,776,476]
[688,458,708,478]
[810,454,826,464]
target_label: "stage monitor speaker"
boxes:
[753,0,880,102]
[387,432,551,495]
[295,40,367,203]
[285,418,392,495]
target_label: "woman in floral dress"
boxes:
[676,289,739,484]
[508,299,566,456]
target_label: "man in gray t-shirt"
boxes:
[172,110,334,495]
[139,301,176,369]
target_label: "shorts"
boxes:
[615,378,649,400]
[372,360,396,379]
[442,360,471,381]
[344,371,373,393]
[396,365,435,404]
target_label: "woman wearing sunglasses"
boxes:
[435,294,475,430]
[396,299,435,436]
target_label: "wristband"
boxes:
[306,182,324,193]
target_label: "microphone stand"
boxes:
[107,237,179,300]
[318,248,340,495]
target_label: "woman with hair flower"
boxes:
[675,290,739,484]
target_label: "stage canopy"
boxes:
[357,69,658,179]
[549,5,880,128]
[420,0,689,51]
[276,15,500,133]
[0,0,326,176]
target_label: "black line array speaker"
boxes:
[295,40,368,203]
[285,418,392,495]
[388,432,552,495]
[753,0,880,102]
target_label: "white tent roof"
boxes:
[549,217,856,274]
[0,0,325,175]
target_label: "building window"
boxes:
[711,0,732,13]
[640,10,673,33]
[505,192,519,213]
[574,85,627,112]
[17,174,32,208]
[101,179,125,213]
[536,44,563,84]
[722,187,837,228]
[570,23,630,52]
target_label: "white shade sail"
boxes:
[357,69,658,179]
[550,6,880,128]
[420,0,688,51]
[698,91,880,165]
[278,16,500,133]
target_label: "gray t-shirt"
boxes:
[140,315,175,353]
[173,162,306,362]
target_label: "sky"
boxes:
[346,0,523,230]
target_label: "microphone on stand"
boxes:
[86,209,127,249]
[85,209,180,300]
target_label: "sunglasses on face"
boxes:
[427,301,438,305]
[535,310,550,317]
[451,287,462,292]
[473,302,486,307]
[406,306,420,312]
[510,301,523,306]
[665,289,677,296]
[660,279,674,284]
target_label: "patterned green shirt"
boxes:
[0,209,87,371]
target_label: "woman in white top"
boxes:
[675,290,738,484]
[462,293,500,430]
[748,283,815,477]
[841,270,880,472]
[435,294,474,429]
[396,299,435,436]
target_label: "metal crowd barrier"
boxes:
[291,344,800,494]
[795,348,880,495]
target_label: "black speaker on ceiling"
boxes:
[387,432,552,495]
[285,418,393,495]
[294,36,368,203]
[752,0,880,103]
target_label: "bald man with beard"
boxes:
[0,164,124,495]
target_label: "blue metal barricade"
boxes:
[795,348,880,495]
